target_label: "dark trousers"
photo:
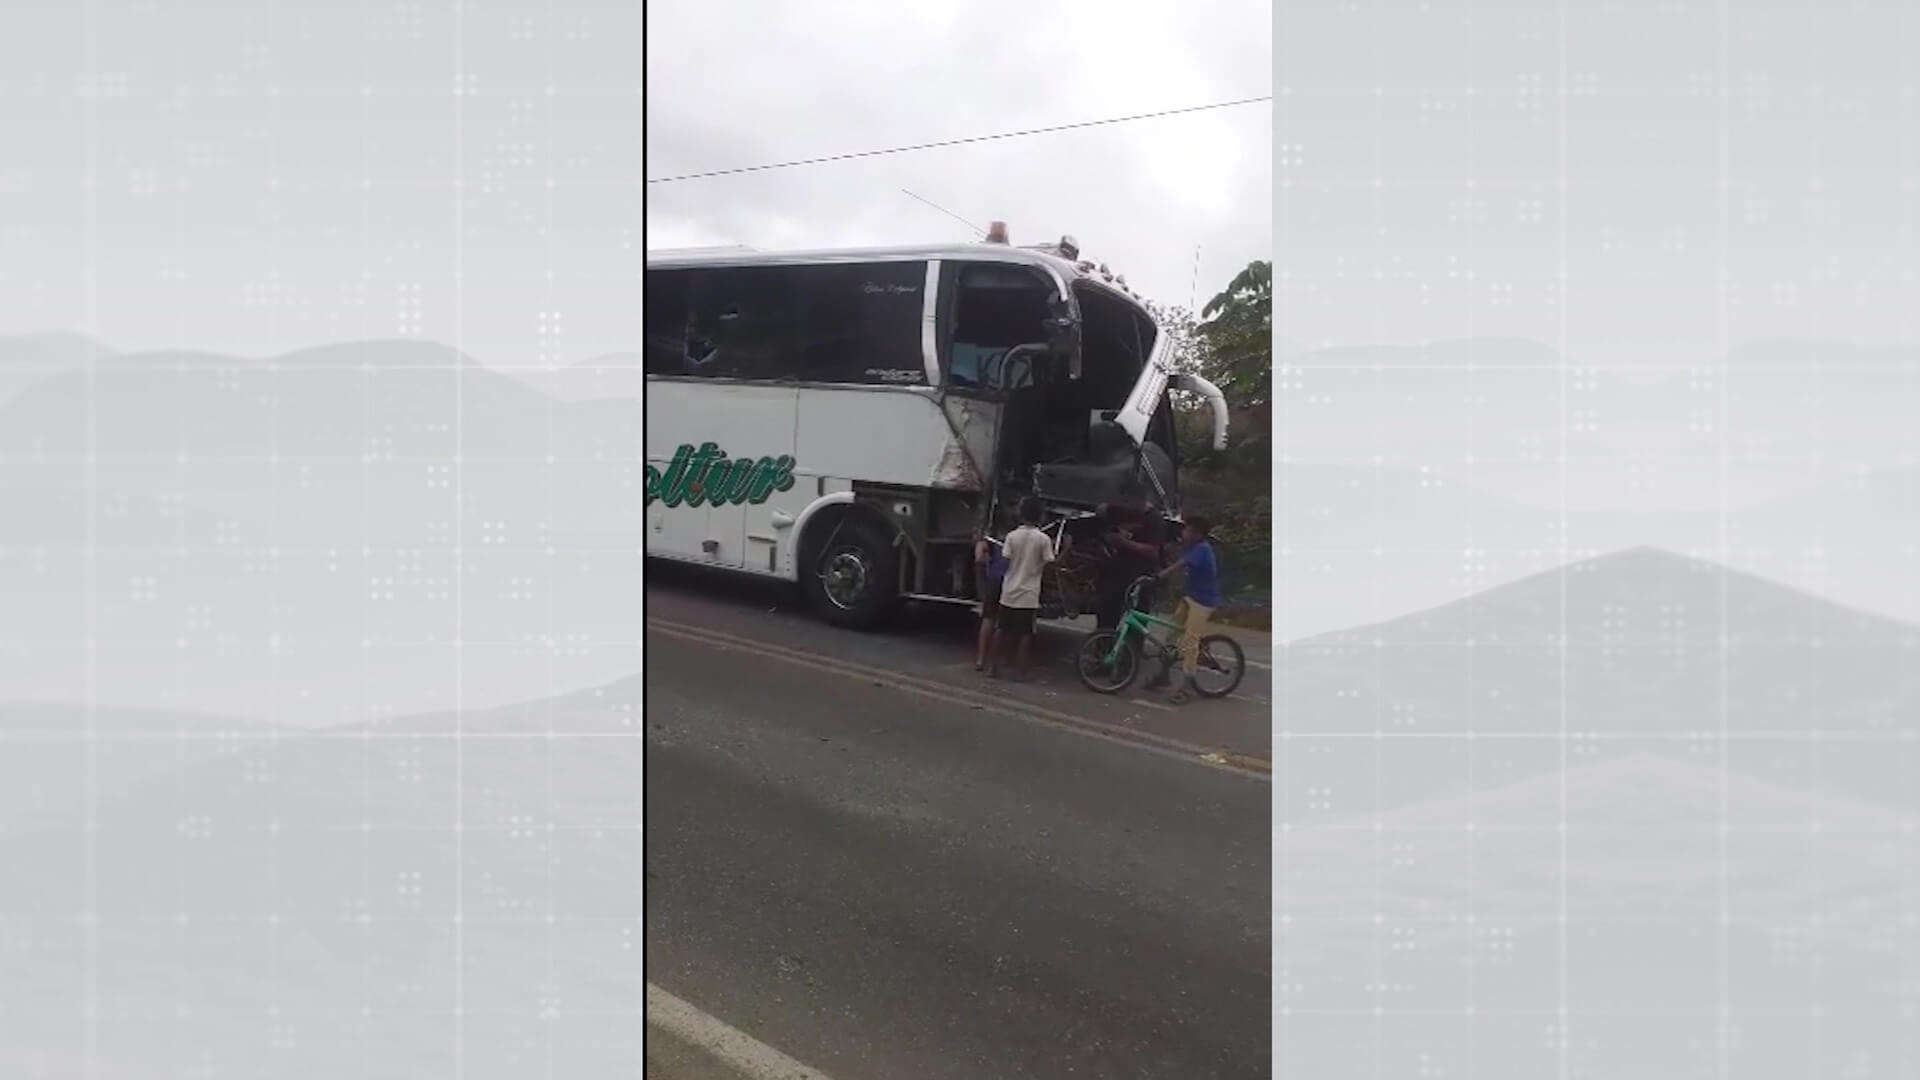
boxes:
[1094,561,1152,629]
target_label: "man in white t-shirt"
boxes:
[990,496,1056,680]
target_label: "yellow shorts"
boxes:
[1176,597,1214,673]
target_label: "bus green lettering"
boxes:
[654,444,695,507]
[648,444,796,507]
[749,455,796,502]
[687,449,730,507]
[720,457,762,505]
[676,443,722,506]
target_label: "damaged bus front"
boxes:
[938,232,1230,614]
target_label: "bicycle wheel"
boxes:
[1075,631,1140,694]
[1186,634,1246,699]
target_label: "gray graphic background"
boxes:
[1277,0,1917,1077]
[2,0,1916,1075]
[2,2,642,1076]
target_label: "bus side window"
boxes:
[685,267,803,380]
[644,269,692,375]
[796,262,926,385]
[683,269,735,376]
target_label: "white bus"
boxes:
[643,229,1229,629]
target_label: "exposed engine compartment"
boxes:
[982,281,1180,516]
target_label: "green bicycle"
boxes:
[1075,576,1247,698]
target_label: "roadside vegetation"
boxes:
[1150,260,1273,628]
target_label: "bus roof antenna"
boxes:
[900,188,986,238]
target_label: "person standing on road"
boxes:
[990,496,1056,681]
[972,513,1011,672]
[1101,504,1168,624]
[1146,514,1222,706]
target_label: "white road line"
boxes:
[647,983,838,1080]
[1247,659,1273,671]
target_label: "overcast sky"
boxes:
[5,0,1911,370]
[644,0,1274,317]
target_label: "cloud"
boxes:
[643,0,1273,309]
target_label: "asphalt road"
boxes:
[645,563,1274,762]
[645,574,1273,1079]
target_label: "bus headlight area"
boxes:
[644,233,1230,631]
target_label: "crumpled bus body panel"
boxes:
[932,395,998,492]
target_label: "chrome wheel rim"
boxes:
[821,549,871,611]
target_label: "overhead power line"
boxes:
[646,94,1273,185]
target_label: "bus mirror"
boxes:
[1170,371,1230,452]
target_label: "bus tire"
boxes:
[805,515,899,630]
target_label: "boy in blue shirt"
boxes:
[972,512,1012,672]
[1148,514,1221,705]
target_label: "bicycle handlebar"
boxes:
[1124,574,1159,613]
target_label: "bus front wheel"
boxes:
[806,516,899,629]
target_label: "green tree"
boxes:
[1167,260,1273,614]
[1175,259,1272,482]
[1196,259,1272,408]
[1142,301,1203,374]
[1147,302,1231,470]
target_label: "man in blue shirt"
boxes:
[1150,514,1222,705]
